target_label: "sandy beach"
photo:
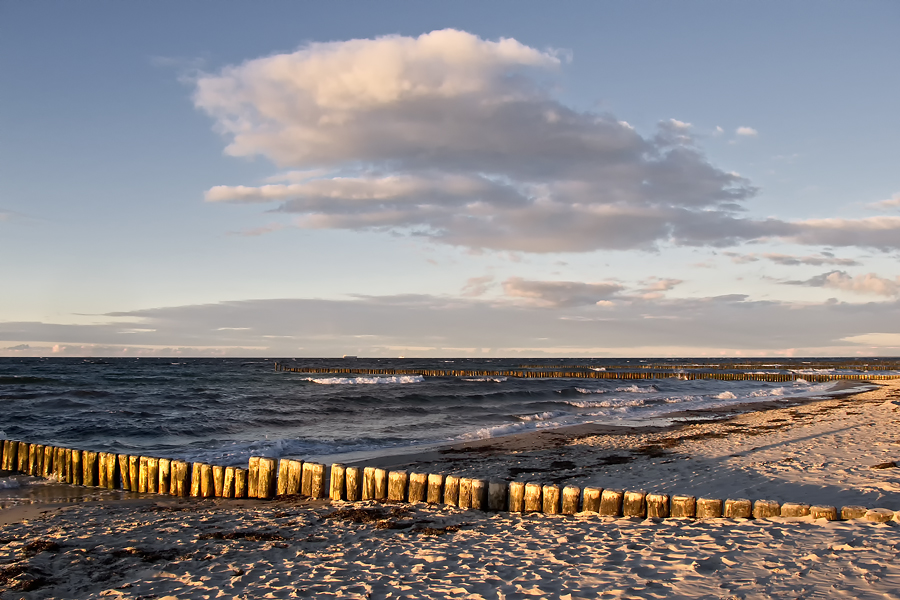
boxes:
[1,381,898,598]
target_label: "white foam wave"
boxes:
[304,375,424,385]
[517,410,567,422]
[575,387,608,395]
[566,397,647,409]
[748,387,786,398]
[715,391,737,400]
[615,384,659,393]
[462,377,507,382]
[590,367,607,371]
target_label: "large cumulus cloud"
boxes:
[195,29,900,253]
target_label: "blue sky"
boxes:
[2,1,899,357]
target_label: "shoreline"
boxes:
[352,379,899,509]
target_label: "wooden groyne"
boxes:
[2,439,897,524]
[275,363,900,383]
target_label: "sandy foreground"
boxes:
[1,381,899,599]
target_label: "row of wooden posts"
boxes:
[276,363,900,384]
[2,439,896,523]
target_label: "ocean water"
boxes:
[0,357,875,467]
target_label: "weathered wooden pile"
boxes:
[2,439,896,524]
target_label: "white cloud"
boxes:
[736,126,758,137]
[501,277,624,307]
[461,275,495,297]
[195,29,758,253]
[194,30,900,255]
[867,192,900,211]
[788,270,900,297]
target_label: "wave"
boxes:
[517,410,567,422]
[575,388,608,395]
[748,387,786,397]
[615,384,659,393]
[462,377,507,383]
[715,391,737,400]
[303,375,425,385]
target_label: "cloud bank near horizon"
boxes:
[3,290,899,358]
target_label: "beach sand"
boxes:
[1,381,898,598]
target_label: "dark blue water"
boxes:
[0,358,867,466]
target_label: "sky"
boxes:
[1,1,899,358]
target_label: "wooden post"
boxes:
[128,455,140,491]
[780,502,810,517]
[623,491,646,518]
[646,493,669,518]
[190,462,203,497]
[212,465,224,497]
[443,475,460,506]
[561,485,580,515]
[257,458,276,499]
[310,463,326,499]
[234,467,248,498]
[374,468,388,501]
[42,445,53,478]
[427,474,443,504]
[71,449,83,486]
[158,459,171,494]
[582,487,602,513]
[524,482,542,512]
[170,460,189,497]
[388,470,409,502]
[752,499,780,519]
[83,451,99,487]
[287,460,303,495]
[488,481,507,511]
[1,440,11,470]
[55,447,65,480]
[118,455,131,490]
[27,444,38,476]
[301,462,314,496]
[841,505,866,520]
[362,466,376,500]
[330,464,346,501]
[458,477,473,509]
[17,443,29,473]
[139,457,149,493]
[865,508,894,523]
[346,467,362,502]
[671,495,696,518]
[98,453,108,488]
[223,466,235,498]
[724,498,752,519]
[542,485,561,515]
[407,472,427,503]
[810,505,838,520]
[65,448,73,483]
[696,498,723,518]
[470,479,487,511]
[199,463,213,497]
[599,489,624,516]
[248,457,260,498]
[508,481,526,512]
[277,459,292,496]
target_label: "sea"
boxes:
[0,357,885,469]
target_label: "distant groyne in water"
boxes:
[274,362,900,383]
